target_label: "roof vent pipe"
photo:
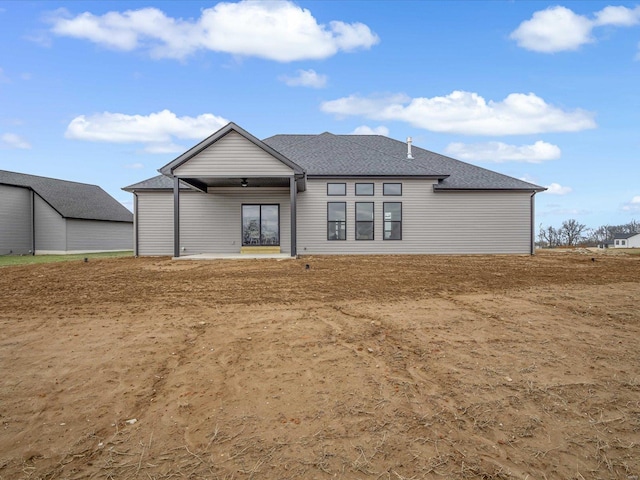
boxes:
[407,137,414,160]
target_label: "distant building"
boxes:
[124,123,545,257]
[613,232,640,248]
[1,170,133,255]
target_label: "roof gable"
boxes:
[159,122,304,177]
[0,170,133,222]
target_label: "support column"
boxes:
[290,176,297,257]
[173,176,180,258]
[31,189,36,255]
[133,193,139,257]
[530,192,536,255]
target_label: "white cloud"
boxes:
[511,5,640,53]
[445,140,561,163]
[65,109,228,152]
[321,90,596,136]
[1,133,31,149]
[280,69,327,88]
[48,2,379,62]
[594,5,640,27]
[544,182,572,195]
[622,195,640,212]
[142,143,185,154]
[351,125,389,136]
[510,6,593,53]
[120,200,134,212]
[124,162,144,169]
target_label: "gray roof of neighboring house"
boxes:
[124,125,545,192]
[0,170,133,222]
[263,133,544,191]
[613,232,640,239]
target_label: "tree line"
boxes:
[537,219,639,248]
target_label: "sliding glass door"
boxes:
[242,204,280,246]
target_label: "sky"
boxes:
[0,0,639,229]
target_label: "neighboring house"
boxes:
[1,170,133,255]
[613,232,640,248]
[123,122,545,257]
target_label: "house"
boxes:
[613,232,640,248]
[1,170,133,255]
[123,122,545,257]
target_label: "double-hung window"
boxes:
[355,202,374,240]
[383,202,402,240]
[327,202,346,240]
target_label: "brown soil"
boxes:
[1,250,639,479]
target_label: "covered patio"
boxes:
[155,123,306,258]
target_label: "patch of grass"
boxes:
[0,251,133,267]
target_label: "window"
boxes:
[327,202,346,240]
[383,202,402,240]
[356,202,374,240]
[327,183,346,196]
[615,240,620,245]
[383,183,402,196]
[356,183,374,196]
[622,240,626,245]
[242,204,280,246]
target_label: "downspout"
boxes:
[530,192,536,255]
[173,176,180,258]
[290,176,297,257]
[133,192,139,257]
[31,189,35,255]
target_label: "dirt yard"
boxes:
[0,250,639,479]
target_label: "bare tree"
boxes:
[539,218,638,248]
[538,224,560,248]
[590,225,610,244]
[560,219,587,246]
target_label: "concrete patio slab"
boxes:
[173,253,294,261]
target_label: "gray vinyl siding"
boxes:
[174,131,293,177]
[0,184,32,254]
[34,194,66,253]
[66,219,133,252]
[181,188,291,255]
[135,188,291,256]
[136,192,174,256]
[296,178,532,254]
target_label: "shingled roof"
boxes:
[123,175,190,191]
[263,133,544,191]
[1,170,133,222]
[613,232,640,240]
[124,127,545,192]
